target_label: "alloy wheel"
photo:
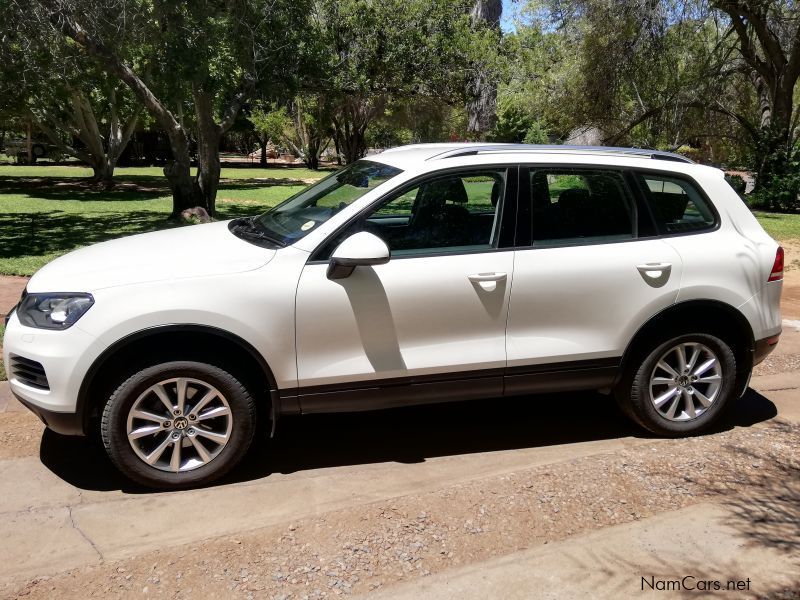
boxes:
[126,377,233,472]
[648,342,723,422]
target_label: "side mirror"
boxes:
[327,231,390,280]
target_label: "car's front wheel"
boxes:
[617,333,737,436]
[101,361,256,489]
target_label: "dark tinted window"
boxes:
[530,169,636,245]
[638,174,715,233]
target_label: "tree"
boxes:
[712,1,800,205]
[308,0,484,163]
[526,0,799,207]
[249,104,293,166]
[467,0,503,136]
[0,3,140,183]
[250,97,331,169]
[288,95,333,170]
[36,0,308,217]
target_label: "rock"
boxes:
[180,207,212,224]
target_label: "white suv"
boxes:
[3,144,784,488]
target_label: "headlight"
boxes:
[16,293,94,330]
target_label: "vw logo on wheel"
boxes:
[173,417,189,430]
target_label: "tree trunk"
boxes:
[91,159,115,186]
[163,125,197,218]
[467,0,502,136]
[306,151,320,170]
[260,137,268,166]
[193,87,223,217]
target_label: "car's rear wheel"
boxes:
[617,333,737,436]
[101,361,256,489]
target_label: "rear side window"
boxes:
[530,169,636,245]
[638,174,715,234]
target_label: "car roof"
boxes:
[371,143,694,170]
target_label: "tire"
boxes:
[616,333,737,437]
[101,361,256,489]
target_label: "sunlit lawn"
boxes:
[0,164,327,276]
[751,211,800,241]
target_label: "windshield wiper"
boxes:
[229,217,286,247]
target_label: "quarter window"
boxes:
[530,169,636,245]
[638,175,715,233]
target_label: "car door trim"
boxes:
[277,358,620,414]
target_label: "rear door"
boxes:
[505,166,683,394]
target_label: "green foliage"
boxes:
[366,121,413,150]
[724,174,746,196]
[523,121,550,145]
[490,102,534,143]
[307,0,482,161]
[749,135,800,212]
[249,104,293,147]
[676,146,704,163]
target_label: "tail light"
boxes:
[768,246,784,282]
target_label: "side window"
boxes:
[319,170,507,258]
[638,174,716,233]
[530,169,636,245]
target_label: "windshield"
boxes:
[254,160,402,245]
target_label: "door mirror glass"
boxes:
[327,232,390,280]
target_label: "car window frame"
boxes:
[518,165,649,248]
[517,164,721,248]
[308,165,520,263]
[628,169,721,238]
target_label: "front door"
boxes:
[294,167,518,412]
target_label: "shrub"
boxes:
[725,174,746,196]
[523,121,550,145]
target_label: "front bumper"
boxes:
[12,392,84,435]
[3,312,105,435]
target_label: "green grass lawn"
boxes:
[751,211,800,241]
[0,163,327,181]
[0,165,327,276]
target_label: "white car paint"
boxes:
[3,144,783,426]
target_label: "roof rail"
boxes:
[427,144,694,164]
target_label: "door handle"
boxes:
[468,272,507,283]
[636,262,672,274]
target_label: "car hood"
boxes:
[27,220,276,293]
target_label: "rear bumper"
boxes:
[753,332,781,366]
[13,391,84,436]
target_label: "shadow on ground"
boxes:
[0,205,262,262]
[0,211,177,259]
[38,386,778,494]
[0,176,309,202]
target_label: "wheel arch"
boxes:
[618,299,755,397]
[77,324,279,436]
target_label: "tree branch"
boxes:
[43,2,179,135]
[30,111,96,166]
